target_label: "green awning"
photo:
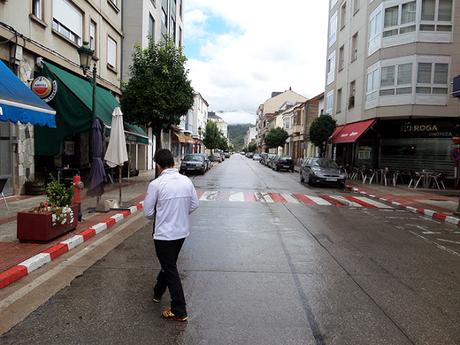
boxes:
[35,61,148,155]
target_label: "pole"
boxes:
[118,165,122,207]
[92,64,97,121]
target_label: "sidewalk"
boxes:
[0,170,154,273]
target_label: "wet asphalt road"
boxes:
[2,154,460,345]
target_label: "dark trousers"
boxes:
[154,238,187,317]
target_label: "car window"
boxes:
[317,159,338,168]
[310,159,320,167]
[184,155,204,162]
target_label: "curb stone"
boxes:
[346,185,460,227]
[0,201,144,289]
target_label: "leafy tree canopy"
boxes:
[203,121,221,151]
[247,142,257,152]
[309,115,337,147]
[265,127,289,149]
[120,38,194,136]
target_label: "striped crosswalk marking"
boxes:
[196,191,394,210]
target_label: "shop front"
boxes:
[378,118,456,177]
[33,61,147,182]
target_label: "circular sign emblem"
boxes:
[31,76,58,102]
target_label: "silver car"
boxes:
[300,158,346,187]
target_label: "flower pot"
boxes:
[17,205,78,243]
[24,181,46,195]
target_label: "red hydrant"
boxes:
[72,174,84,221]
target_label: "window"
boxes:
[421,0,435,20]
[338,45,344,71]
[416,62,448,94]
[107,36,117,70]
[366,68,380,101]
[336,88,342,113]
[383,1,416,37]
[149,14,155,41]
[52,0,83,45]
[171,16,176,42]
[368,8,383,55]
[380,63,413,95]
[179,0,183,18]
[353,0,360,14]
[421,0,452,31]
[89,20,96,52]
[326,51,336,85]
[32,0,43,20]
[179,27,182,47]
[329,11,338,47]
[351,33,358,61]
[326,91,334,115]
[340,2,347,29]
[348,81,356,109]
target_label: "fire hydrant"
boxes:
[72,174,84,221]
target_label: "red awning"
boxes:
[329,125,345,141]
[331,119,376,144]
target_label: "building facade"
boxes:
[122,0,184,169]
[208,111,228,140]
[0,0,131,195]
[179,92,208,156]
[244,126,257,147]
[325,0,459,178]
[256,89,308,152]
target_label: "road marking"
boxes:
[329,195,363,207]
[436,239,460,245]
[353,196,393,209]
[269,193,286,203]
[260,192,274,203]
[304,195,332,206]
[229,192,244,202]
[281,193,300,204]
[199,191,218,201]
[319,195,345,206]
[409,231,460,257]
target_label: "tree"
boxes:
[309,115,337,157]
[247,142,257,152]
[265,127,289,149]
[203,121,221,153]
[217,134,229,151]
[120,37,194,151]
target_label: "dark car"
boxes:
[180,154,207,175]
[272,156,294,172]
[300,157,346,187]
[223,151,231,158]
[196,153,211,171]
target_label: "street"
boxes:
[1,154,460,345]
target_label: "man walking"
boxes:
[144,149,199,322]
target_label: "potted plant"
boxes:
[24,178,46,195]
[17,180,78,242]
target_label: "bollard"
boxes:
[72,174,84,221]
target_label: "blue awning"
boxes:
[0,60,56,127]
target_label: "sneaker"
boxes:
[161,308,188,322]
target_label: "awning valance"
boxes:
[35,61,147,155]
[174,132,194,144]
[331,119,375,144]
[0,60,56,127]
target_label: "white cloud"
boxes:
[184,0,329,124]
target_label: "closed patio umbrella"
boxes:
[104,107,128,206]
[87,118,106,200]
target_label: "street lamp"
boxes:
[77,42,96,120]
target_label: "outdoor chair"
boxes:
[0,177,9,210]
[408,171,420,188]
[363,169,377,184]
[431,173,446,190]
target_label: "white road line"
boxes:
[354,196,393,209]
[305,195,331,206]
[330,195,363,207]
[437,239,460,245]
[281,193,299,204]
[229,192,244,202]
[199,191,218,201]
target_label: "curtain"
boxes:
[438,0,453,21]
[421,0,436,20]
[401,2,416,24]
[417,63,432,83]
[381,66,395,87]
[434,64,448,84]
[384,6,398,27]
[397,63,413,85]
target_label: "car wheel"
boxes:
[306,174,313,186]
[300,173,304,183]
[276,166,279,171]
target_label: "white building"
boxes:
[180,93,208,153]
[244,127,257,147]
[325,0,459,177]
[208,112,228,140]
[122,0,184,170]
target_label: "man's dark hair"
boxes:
[154,149,175,168]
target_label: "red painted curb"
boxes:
[105,218,116,228]
[79,229,97,241]
[0,266,28,289]
[43,243,69,260]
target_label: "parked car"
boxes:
[266,154,278,168]
[253,154,261,161]
[259,153,268,164]
[271,156,294,172]
[180,154,207,175]
[224,151,231,158]
[300,157,346,187]
[196,153,211,171]
[210,152,223,162]
[246,152,254,159]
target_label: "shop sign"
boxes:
[382,120,455,138]
[31,76,58,102]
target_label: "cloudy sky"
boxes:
[183,0,329,125]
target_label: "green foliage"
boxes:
[203,121,221,151]
[265,127,289,148]
[228,124,253,151]
[46,180,73,207]
[309,115,337,147]
[217,135,228,151]
[120,38,194,132]
[247,142,257,152]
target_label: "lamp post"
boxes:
[198,126,202,153]
[77,42,96,120]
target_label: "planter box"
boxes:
[17,205,78,243]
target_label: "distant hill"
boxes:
[228,124,254,151]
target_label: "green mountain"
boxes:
[228,124,254,151]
